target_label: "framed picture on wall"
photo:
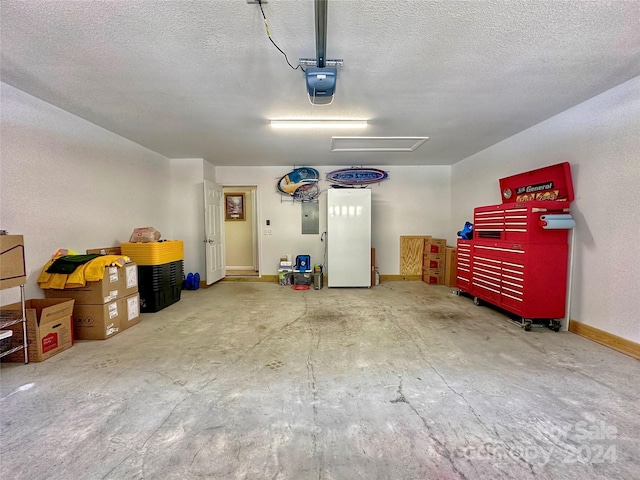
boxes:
[225,193,245,221]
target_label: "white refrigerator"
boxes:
[327,188,372,287]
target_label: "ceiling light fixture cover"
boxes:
[270,120,367,129]
[331,136,429,152]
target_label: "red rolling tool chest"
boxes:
[456,162,575,331]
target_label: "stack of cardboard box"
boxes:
[45,263,140,340]
[422,238,447,284]
[420,239,458,286]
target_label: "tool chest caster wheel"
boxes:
[550,320,561,332]
[524,319,532,331]
[473,296,482,306]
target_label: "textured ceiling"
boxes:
[2,0,639,166]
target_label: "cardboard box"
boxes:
[121,263,139,297]
[45,265,121,304]
[424,238,447,254]
[422,269,444,285]
[445,247,458,287]
[73,292,140,339]
[45,263,137,304]
[73,301,121,340]
[1,298,74,362]
[424,253,445,270]
[0,235,26,289]
[86,247,122,255]
[119,293,141,332]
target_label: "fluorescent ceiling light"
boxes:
[270,120,367,130]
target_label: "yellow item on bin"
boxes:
[120,240,184,266]
[38,255,130,289]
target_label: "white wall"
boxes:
[215,166,451,275]
[0,83,172,304]
[203,159,216,183]
[169,158,206,276]
[451,76,640,343]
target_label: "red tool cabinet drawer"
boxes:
[455,240,472,289]
[474,202,570,243]
[473,241,527,263]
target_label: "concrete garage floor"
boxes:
[1,282,639,480]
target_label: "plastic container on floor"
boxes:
[139,285,182,313]
[137,260,184,312]
[138,260,184,291]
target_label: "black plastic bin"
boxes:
[138,260,184,312]
[139,285,182,313]
[137,260,183,291]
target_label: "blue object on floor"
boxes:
[193,273,200,290]
[185,272,194,290]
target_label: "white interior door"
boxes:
[204,180,225,285]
